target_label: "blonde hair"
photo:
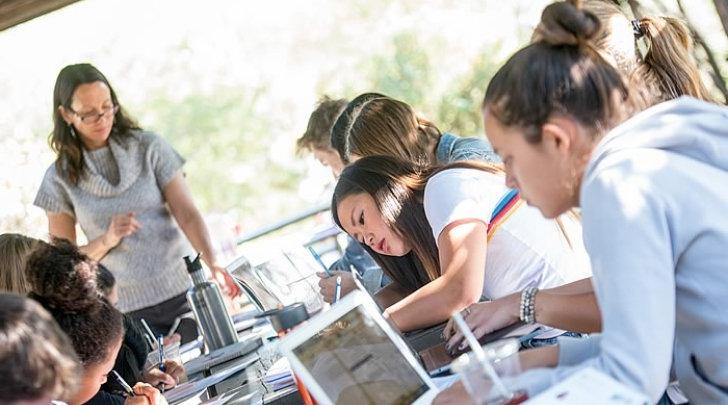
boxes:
[0,233,41,294]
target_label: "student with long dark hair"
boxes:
[332,155,590,340]
[438,1,728,403]
[321,93,502,302]
[34,63,239,335]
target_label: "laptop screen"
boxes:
[292,305,430,405]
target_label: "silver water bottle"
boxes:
[185,253,238,350]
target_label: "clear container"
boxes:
[450,338,527,405]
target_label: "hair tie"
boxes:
[631,19,644,39]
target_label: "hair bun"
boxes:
[534,1,601,46]
[25,240,102,313]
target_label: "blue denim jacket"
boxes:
[435,132,501,165]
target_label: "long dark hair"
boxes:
[485,0,642,144]
[332,155,503,293]
[25,239,124,367]
[51,63,140,184]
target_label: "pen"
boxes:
[157,334,166,394]
[158,334,166,372]
[112,370,135,397]
[334,276,342,303]
[307,246,333,277]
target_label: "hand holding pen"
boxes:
[157,335,166,393]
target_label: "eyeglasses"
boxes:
[69,105,119,124]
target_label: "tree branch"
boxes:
[713,0,728,40]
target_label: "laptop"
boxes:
[407,320,536,376]
[279,290,439,405]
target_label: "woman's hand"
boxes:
[211,265,241,298]
[124,383,168,405]
[142,360,185,389]
[103,212,142,248]
[433,381,473,405]
[443,293,520,354]
[317,271,355,303]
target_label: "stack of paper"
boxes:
[263,357,296,391]
[165,353,259,404]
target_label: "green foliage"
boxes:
[365,32,434,110]
[436,45,502,136]
[143,88,304,224]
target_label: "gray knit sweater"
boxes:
[34,131,193,312]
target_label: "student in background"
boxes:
[34,63,239,336]
[25,239,165,405]
[0,233,40,294]
[320,93,501,303]
[332,156,590,340]
[439,1,728,403]
[444,0,721,350]
[330,92,499,166]
[296,96,387,297]
[0,292,80,405]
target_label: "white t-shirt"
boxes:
[424,168,591,301]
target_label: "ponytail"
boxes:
[632,16,714,103]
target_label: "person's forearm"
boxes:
[518,345,559,371]
[543,277,593,295]
[385,276,480,332]
[535,291,601,333]
[78,234,115,261]
[373,283,409,309]
[176,210,219,268]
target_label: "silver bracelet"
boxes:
[519,286,539,324]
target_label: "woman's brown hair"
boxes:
[552,0,714,105]
[486,0,640,143]
[332,155,502,293]
[331,93,442,164]
[51,63,140,185]
[0,233,40,294]
[0,292,80,403]
[633,15,714,103]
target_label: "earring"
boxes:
[69,124,77,138]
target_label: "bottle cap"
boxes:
[184,253,203,274]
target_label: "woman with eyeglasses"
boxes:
[34,63,239,335]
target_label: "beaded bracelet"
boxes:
[519,286,539,324]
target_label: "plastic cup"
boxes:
[450,338,525,405]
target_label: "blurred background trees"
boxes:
[0,0,726,262]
